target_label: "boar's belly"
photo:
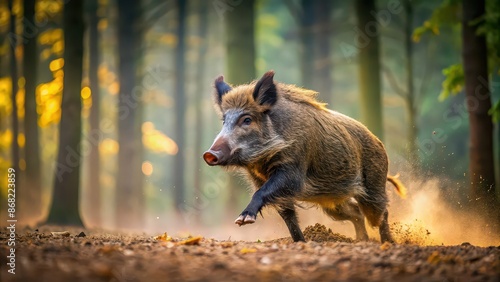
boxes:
[296,184,365,209]
[299,195,351,209]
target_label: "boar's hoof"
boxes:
[234,214,256,226]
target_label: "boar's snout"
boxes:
[203,137,230,166]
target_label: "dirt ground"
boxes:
[1,224,499,282]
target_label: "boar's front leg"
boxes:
[235,165,302,226]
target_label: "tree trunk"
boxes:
[462,0,498,227]
[115,0,144,229]
[22,0,42,222]
[8,0,21,221]
[225,0,255,83]
[225,0,256,214]
[173,0,186,213]
[403,1,419,170]
[86,0,101,227]
[8,0,20,171]
[46,0,84,226]
[313,0,332,104]
[300,0,314,89]
[193,0,208,223]
[355,0,383,140]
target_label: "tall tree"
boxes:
[225,0,255,84]
[173,0,186,213]
[8,0,20,204]
[313,0,333,105]
[403,1,418,168]
[299,0,314,89]
[22,0,42,221]
[46,0,84,225]
[224,0,256,213]
[193,0,208,222]
[355,0,383,140]
[115,0,144,229]
[85,0,101,227]
[462,0,498,226]
[285,1,333,102]
[382,1,420,169]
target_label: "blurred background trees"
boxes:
[46,0,84,225]
[0,0,498,232]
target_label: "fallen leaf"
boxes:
[240,248,257,254]
[153,232,172,242]
[177,236,203,245]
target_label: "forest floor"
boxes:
[0,224,499,282]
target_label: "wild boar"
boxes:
[203,71,406,243]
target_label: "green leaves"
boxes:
[489,101,500,122]
[412,0,461,43]
[439,64,464,101]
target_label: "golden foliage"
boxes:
[0,130,12,148]
[36,0,63,23]
[16,87,24,119]
[81,86,92,118]
[49,58,64,72]
[0,5,9,33]
[39,28,63,59]
[17,132,25,148]
[36,76,63,127]
[81,86,91,99]
[99,138,119,155]
[142,122,178,155]
[0,77,13,116]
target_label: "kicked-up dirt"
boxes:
[0,224,499,282]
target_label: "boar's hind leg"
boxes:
[356,165,394,243]
[276,204,305,242]
[323,199,369,241]
[378,209,394,243]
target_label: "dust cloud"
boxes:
[388,177,499,247]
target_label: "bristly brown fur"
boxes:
[277,83,327,110]
[219,82,327,114]
[206,71,403,243]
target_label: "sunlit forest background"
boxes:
[0,0,499,242]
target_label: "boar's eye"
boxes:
[242,117,252,126]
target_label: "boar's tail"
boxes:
[387,174,407,199]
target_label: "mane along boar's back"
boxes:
[203,70,406,243]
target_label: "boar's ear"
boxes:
[214,76,232,105]
[253,71,277,107]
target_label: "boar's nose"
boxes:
[203,137,230,166]
[203,151,220,166]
